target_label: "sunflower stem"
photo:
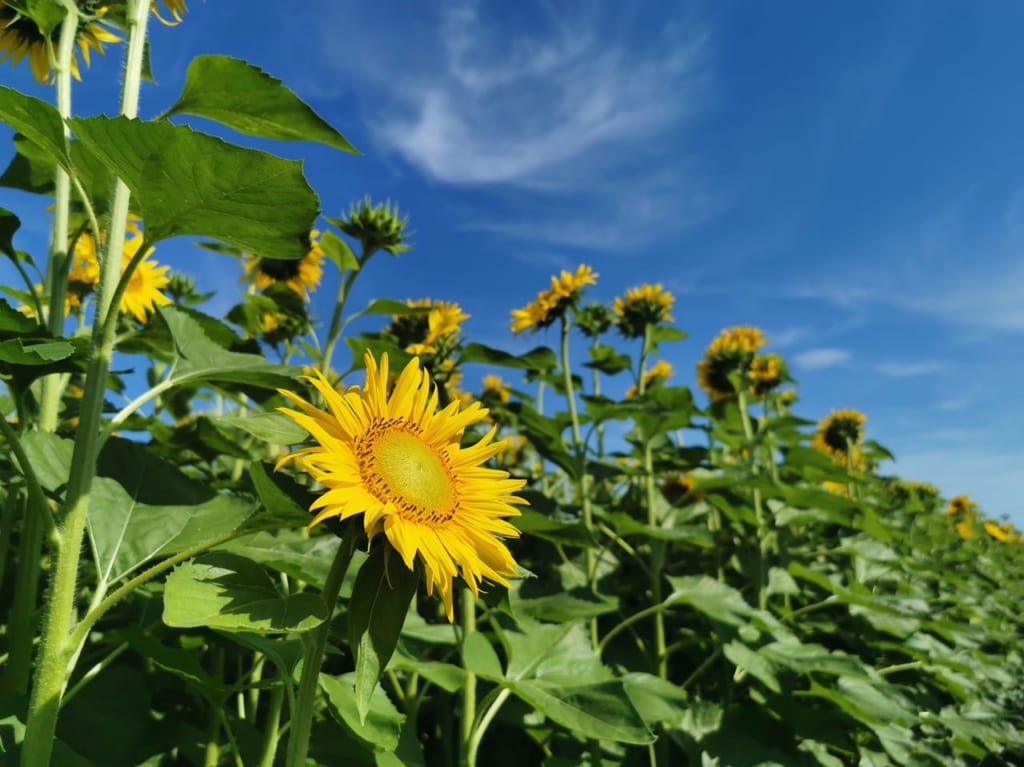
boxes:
[37,0,78,433]
[21,6,152,763]
[285,529,359,767]
[638,325,668,680]
[590,335,605,459]
[559,317,597,647]
[458,588,477,767]
[257,682,286,767]
[321,243,373,375]
[737,389,769,611]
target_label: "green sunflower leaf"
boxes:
[0,207,20,260]
[69,116,319,260]
[321,672,404,752]
[0,86,69,169]
[348,545,419,725]
[163,551,327,633]
[166,55,358,154]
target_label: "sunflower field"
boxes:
[0,3,1022,767]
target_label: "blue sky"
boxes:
[2,1,1022,525]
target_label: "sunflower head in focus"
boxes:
[696,326,767,401]
[613,283,675,338]
[509,264,597,335]
[812,409,867,461]
[243,231,325,300]
[277,352,528,621]
[0,1,121,84]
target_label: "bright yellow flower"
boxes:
[120,236,171,323]
[0,1,120,84]
[812,409,867,461]
[750,354,785,397]
[510,264,597,335]
[277,352,528,621]
[482,374,511,404]
[956,520,975,539]
[613,283,675,337]
[243,231,325,299]
[984,521,1019,543]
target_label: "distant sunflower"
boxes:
[277,352,528,621]
[984,521,1017,543]
[696,326,767,401]
[613,283,675,338]
[812,409,867,461]
[243,231,325,299]
[120,235,171,323]
[0,1,120,84]
[946,494,976,518]
[509,264,597,335]
[626,359,673,398]
[482,374,511,404]
[750,354,785,397]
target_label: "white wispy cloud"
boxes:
[793,348,851,370]
[875,361,946,378]
[317,1,717,250]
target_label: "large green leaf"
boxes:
[157,305,300,389]
[0,86,69,169]
[163,551,327,633]
[220,530,343,589]
[507,679,653,745]
[664,575,754,626]
[166,55,358,153]
[0,207,19,259]
[320,672,404,752]
[348,546,419,724]
[210,411,308,445]
[69,116,319,259]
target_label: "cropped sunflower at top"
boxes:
[151,0,187,25]
[613,283,675,338]
[812,409,867,461]
[696,326,767,401]
[277,352,528,621]
[509,264,597,335]
[243,231,325,300]
[0,0,121,84]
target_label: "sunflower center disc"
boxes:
[373,430,456,524]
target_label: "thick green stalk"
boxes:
[737,389,769,611]
[559,318,597,643]
[21,5,151,764]
[37,2,78,432]
[638,326,667,679]
[458,589,477,767]
[257,683,286,767]
[203,648,226,767]
[285,531,358,767]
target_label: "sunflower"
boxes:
[983,521,1017,543]
[696,326,768,401]
[626,359,673,398]
[946,494,976,518]
[151,0,187,25]
[0,1,120,84]
[243,231,325,299]
[750,354,785,397]
[613,283,675,338]
[955,520,975,539]
[509,264,597,335]
[277,352,528,620]
[812,409,866,461]
[120,234,171,323]
[481,374,511,404]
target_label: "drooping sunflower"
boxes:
[983,521,1018,544]
[277,352,528,621]
[812,409,867,461]
[509,264,597,335]
[613,283,675,338]
[243,231,325,299]
[696,326,767,401]
[0,1,121,84]
[120,234,171,323]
